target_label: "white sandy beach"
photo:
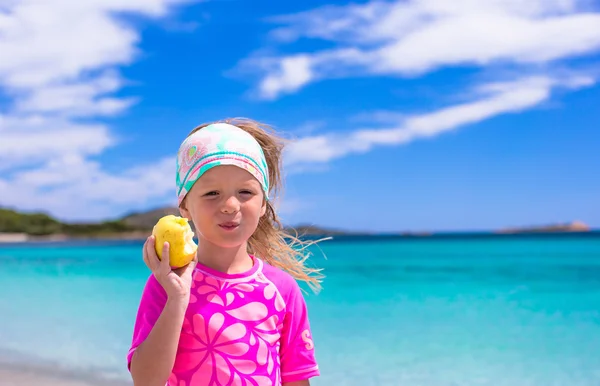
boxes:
[0,363,132,386]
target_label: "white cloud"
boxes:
[0,0,193,105]
[259,55,315,100]
[0,115,114,170]
[0,0,191,89]
[0,0,197,220]
[252,0,600,98]
[0,155,176,221]
[13,72,138,117]
[284,75,595,165]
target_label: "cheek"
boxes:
[190,201,215,219]
[244,198,265,217]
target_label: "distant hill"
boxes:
[285,224,357,237]
[121,207,348,236]
[0,207,137,237]
[0,206,593,240]
[0,206,347,239]
[496,221,590,234]
[121,207,181,229]
[0,208,63,236]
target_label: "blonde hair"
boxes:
[182,117,324,293]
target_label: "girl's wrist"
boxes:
[165,295,189,312]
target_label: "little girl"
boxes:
[127,118,323,386]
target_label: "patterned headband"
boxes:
[176,123,270,206]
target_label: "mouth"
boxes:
[218,222,240,231]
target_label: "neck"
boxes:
[195,237,253,274]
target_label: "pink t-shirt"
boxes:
[127,256,319,385]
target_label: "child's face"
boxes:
[180,165,267,249]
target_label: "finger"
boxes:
[141,237,150,266]
[142,247,150,269]
[159,241,171,275]
[146,236,160,272]
[142,237,152,266]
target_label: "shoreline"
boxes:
[0,231,150,244]
[1,230,599,245]
[0,347,132,386]
[0,361,132,386]
[3,206,593,244]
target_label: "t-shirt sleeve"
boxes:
[126,274,167,370]
[279,280,320,383]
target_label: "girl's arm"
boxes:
[129,238,196,386]
[279,278,320,384]
[130,297,187,386]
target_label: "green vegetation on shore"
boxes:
[0,206,592,240]
[0,208,139,237]
[0,207,345,238]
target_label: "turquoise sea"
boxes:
[1,234,600,386]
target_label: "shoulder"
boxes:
[259,259,302,299]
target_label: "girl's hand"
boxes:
[142,235,196,302]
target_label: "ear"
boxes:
[260,199,267,217]
[179,203,192,221]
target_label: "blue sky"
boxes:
[1,0,599,232]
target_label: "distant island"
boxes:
[0,206,351,242]
[496,221,590,234]
[0,206,594,243]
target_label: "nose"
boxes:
[221,195,240,214]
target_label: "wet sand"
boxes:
[0,362,131,386]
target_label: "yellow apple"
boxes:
[152,215,197,268]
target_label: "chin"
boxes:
[212,239,247,249]
[208,232,250,249]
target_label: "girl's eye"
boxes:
[204,191,218,196]
[240,190,254,195]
